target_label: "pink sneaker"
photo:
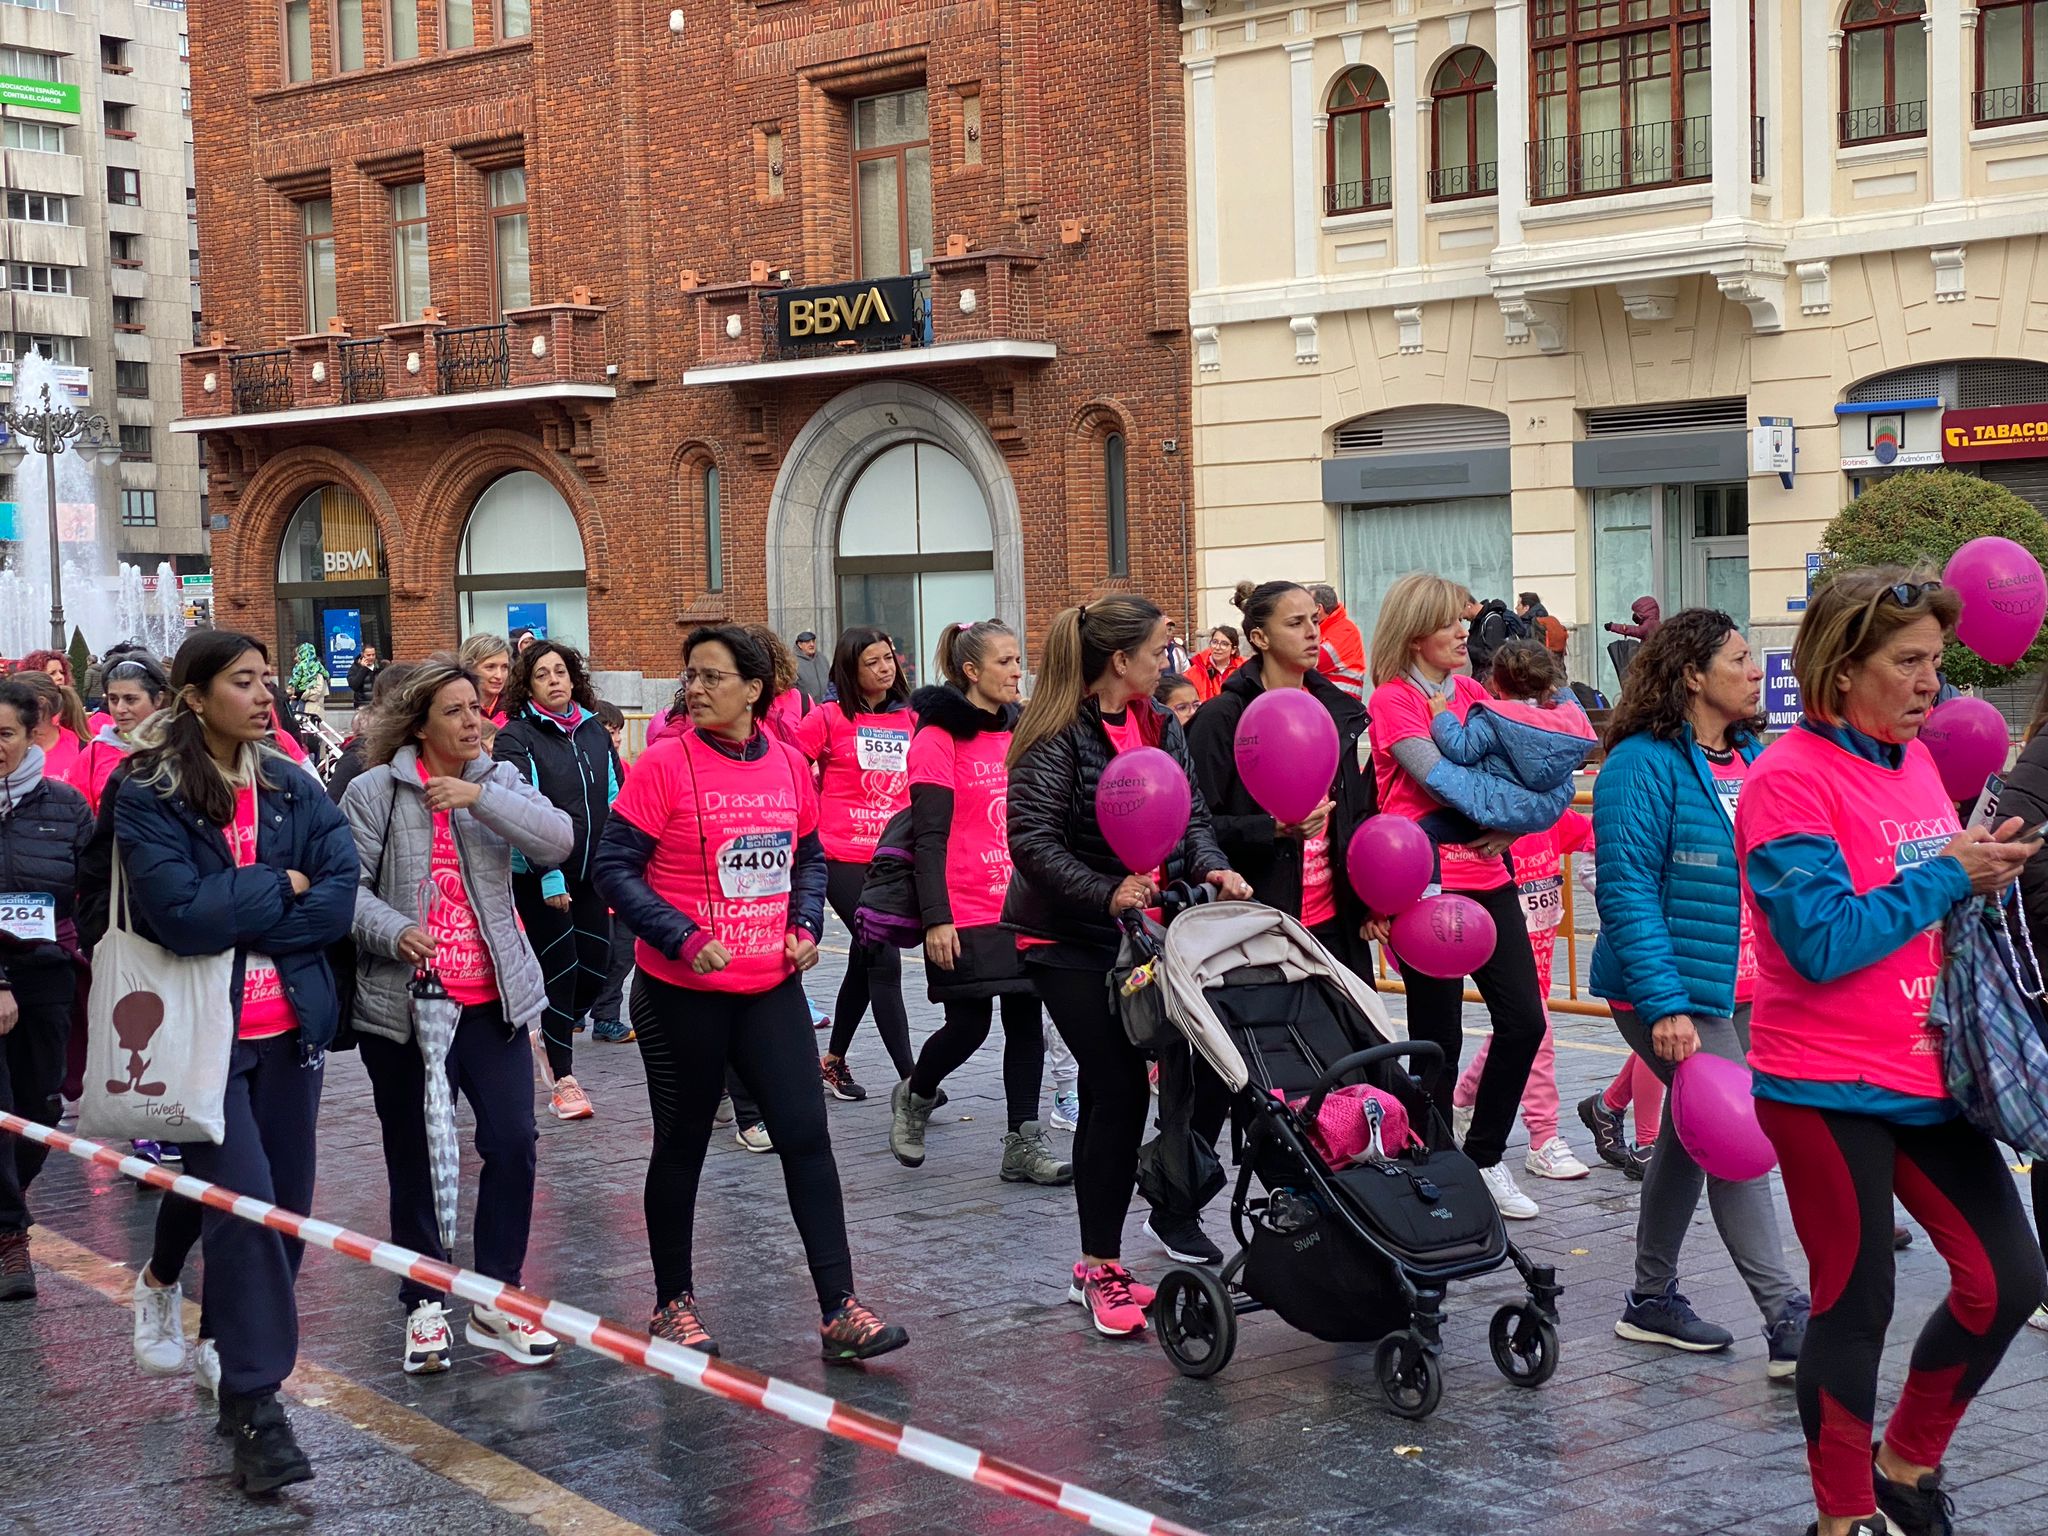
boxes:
[1068,1261,1156,1310]
[1072,1263,1150,1337]
[550,1076,593,1121]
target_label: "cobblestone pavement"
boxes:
[5,925,2048,1536]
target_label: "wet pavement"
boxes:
[6,928,2048,1536]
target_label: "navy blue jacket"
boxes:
[113,753,360,1052]
[1589,723,1761,1024]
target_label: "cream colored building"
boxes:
[1184,0,2048,693]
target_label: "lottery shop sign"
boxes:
[1942,404,2048,462]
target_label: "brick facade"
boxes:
[188,0,1193,696]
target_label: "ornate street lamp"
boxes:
[0,382,124,651]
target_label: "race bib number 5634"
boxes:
[717,832,793,899]
[856,726,909,774]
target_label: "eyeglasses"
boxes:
[680,668,736,690]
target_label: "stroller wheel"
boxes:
[1373,1331,1442,1420]
[1152,1266,1237,1380]
[1488,1304,1560,1388]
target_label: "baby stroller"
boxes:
[1136,898,1561,1418]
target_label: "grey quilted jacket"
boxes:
[339,744,573,1042]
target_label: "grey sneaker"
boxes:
[889,1080,939,1168]
[1765,1294,1810,1383]
[1000,1121,1074,1186]
[1614,1282,1734,1353]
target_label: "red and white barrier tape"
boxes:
[0,1111,1206,1536]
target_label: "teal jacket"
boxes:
[1588,724,1761,1024]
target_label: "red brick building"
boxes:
[180,0,1194,700]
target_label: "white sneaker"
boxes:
[1451,1104,1474,1144]
[404,1300,453,1375]
[2029,1304,2048,1333]
[1050,1088,1079,1132]
[131,1271,187,1376]
[735,1123,774,1153]
[466,1302,559,1366]
[192,1338,221,1397]
[1525,1136,1592,1181]
[713,1095,736,1127]
[1480,1163,1540,1220]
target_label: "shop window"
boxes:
[853,88,932,278]
[1430,48,1498,200]
[1325,67,1391,214]
[1531,0,1717,200]
[387,0,418,60]
[1978,0,2048,124]
[1840,0,1926,143]
[489,167,529,311]
[837,441,993,679]
[458,470,589,651]
[392,181,429,322]
[302,197,336,332]
[275,484,391,673]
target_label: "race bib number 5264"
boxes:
[717,832,793,900]
[0,893,55,943]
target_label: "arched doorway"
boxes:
[274,485,389,688]
[456,470,589,651]
[836,442,994,687]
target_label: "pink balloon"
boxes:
[1388,893,1496,979]
[1233,688,1340,826]
[1347,814,1436,916]
[1945,536,2047,667]
[1669,1052,1777,1182]
[1095,746,1191,875]
[1919,696,2009,802]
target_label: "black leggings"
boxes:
[823,860,912,1078]
[1757,1101,2046,1519]
[512,872,612,1080]
[908,993,1045,1132]
[631,968,854,1317]
[1032,964,1148,1259]
[1394,880,1546,1169]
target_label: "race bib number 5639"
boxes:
[717,832,793,899]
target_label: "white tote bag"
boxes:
[78,847,236,1145]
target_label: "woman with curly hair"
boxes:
[492,641,622,1117]
[1587,607,1808,1375]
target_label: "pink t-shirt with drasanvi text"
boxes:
[1736,728,1959,1097]
[908,723,1014,931]
[1367,673,1511,893]
[416,761,499,1006]
[1706,753,1759,1003]
[792,705,913,863]
[610,730,821,995]
[227,783,297,1039]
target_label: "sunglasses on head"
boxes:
[1849,579,1944,651]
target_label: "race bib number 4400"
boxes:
[856,726,910,774]
[717,831,794,899]
[0,893,55,943]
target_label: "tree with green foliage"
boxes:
[1816,469,2048,689]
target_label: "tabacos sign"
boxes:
[1942,404,2048,462]
[774,275,921,347]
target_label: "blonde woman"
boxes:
[458,633,514,726]
[1365,572,1551,1221]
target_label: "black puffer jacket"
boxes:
[0,772,100,983]
[493,704,622,886]
[1185,659,1377,975]
[908,685,1028,1001]
[1002,697,1228,959]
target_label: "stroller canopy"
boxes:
[1158,903,1404,1093]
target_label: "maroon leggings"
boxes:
[1757,1101,2045,1518]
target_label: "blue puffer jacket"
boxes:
[1588,724,1761,1024]
[1420,749,1576,835]
[113,752,360,1053]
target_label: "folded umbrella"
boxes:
[410,966,463,1253]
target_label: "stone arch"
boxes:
[221,445,403,620]
[409,428,610,605]
[766,379,1024,643]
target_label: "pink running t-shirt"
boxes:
[227,783,297,1039]
[1300,831,1337,927]
[415,760,499,1006]
[792,706,913,863]
[611,730,821,995]
[1367,674,1511,893]
[1706,753,1759,1003]
[1737,728,1959,1097]
[907,722,1013,930]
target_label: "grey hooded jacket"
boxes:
[339,744,573,1042]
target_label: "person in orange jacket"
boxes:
[1310,583,1366,699]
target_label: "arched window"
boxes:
[1325,67,1391,214]
[1976,0,2046,124]
[457,470,589,651]
[1430,48,1498,200]
[274,484,390,682]
[703,463,723,591]
[836,442,993,683]
[1841,0,1928,142]
[1105,432,1128,577]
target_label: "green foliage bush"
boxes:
[1817,470,2048,688]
